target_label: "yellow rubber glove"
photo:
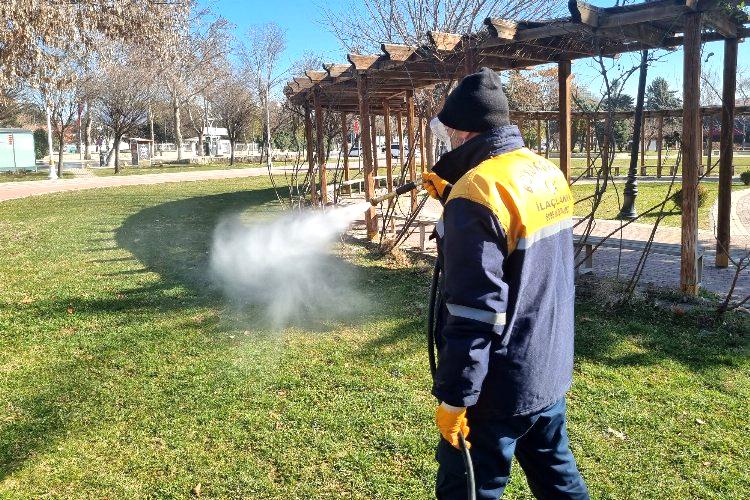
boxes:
[422,171,450,200]
[435,402,471,450]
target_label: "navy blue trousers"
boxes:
[436,398,589,500]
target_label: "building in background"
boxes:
[0,129,36,172]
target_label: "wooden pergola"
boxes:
[285,0,750,295]
[511,105,750,177]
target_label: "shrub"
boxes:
[33,129,48,160]
[671,183,710,209]
[741,170,750,186]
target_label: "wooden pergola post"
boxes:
[406,90,417,211]
[419,116,427,172]
[371,115,379,177]
[640,115,647,176]
[536,118,542,155]
[699,116,704,175]
[602,118,611,176]
[707,118,714,173]
[464,45,478,76]
[304,105,317,205]
[716,36,738,268]
[585,118,592,177]
[341,112,350,195]
[680,12,702,295]
[356,72,378,239]
[397,111,404,169]
[313,88,327,204]
[426,113,435,167]
[656,114,664,178]
[558,61,572,183]
[383,102,393,192]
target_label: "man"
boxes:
[422,67,589,499]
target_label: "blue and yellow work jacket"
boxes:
[431,125,575,417]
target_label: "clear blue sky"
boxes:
[208,0,747,101]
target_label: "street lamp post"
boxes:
[620,49,649,219]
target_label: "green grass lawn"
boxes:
[90,162,286,177]
[0,171,74,182]
[549,152,750,178]
[0,178,748,497]
[571,181,748,230]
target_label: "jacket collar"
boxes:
[431,125,525,184]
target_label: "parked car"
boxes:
[381,143,408,158]
[348,146,361,157]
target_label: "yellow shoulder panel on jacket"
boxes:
[446,148,573,253]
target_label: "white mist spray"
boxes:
[209,202,371,328]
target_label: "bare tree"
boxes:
[0,0,188,92]
[94,61,154,173]
[211,69,257,166]
[242,23,287,169]
[185,96,211,157]
[50,92,79,177]
[0,87,26,126]
[82,100,94,160]
[321,0,565,51]
[36,71,82,178]
[160,13,230,161]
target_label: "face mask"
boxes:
[430,117,452,152]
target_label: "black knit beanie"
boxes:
[437,67,510,133]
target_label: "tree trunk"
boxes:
[83,101,92,160]
[56,128,64,177]
[265,89,273,168]
[173,96,183,161]
[114,133,121,174]
[230,139,235,165]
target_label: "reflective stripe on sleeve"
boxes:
[446,303,506,326]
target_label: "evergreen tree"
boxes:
[645,77,681,110]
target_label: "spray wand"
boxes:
[369,175,422,206]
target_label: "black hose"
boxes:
[428,260,476,500]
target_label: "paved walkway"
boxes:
[0,167,288,203]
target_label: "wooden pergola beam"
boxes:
[306,70,327,83]
[427,31,463,51]
[324,63,352,78]
[381,43,418,61]
[348,54,381,71]
[598,0,698,28]
[704,10,739,38]
[288,2,749,105]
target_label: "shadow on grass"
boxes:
[572,300,749,375]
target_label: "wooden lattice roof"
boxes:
[285,0,749,114]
